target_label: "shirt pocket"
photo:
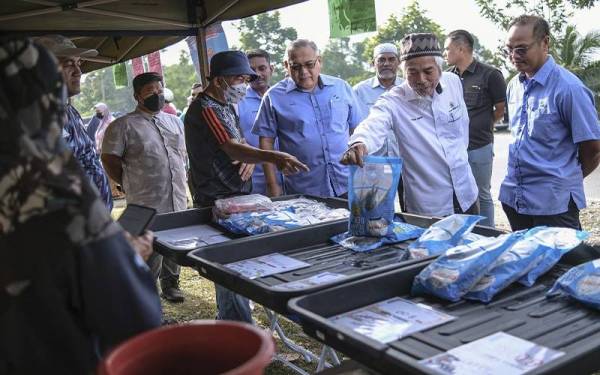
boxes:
[528,110,562,143]
[463,81,484,109]
[329,98,349,133]
[278,104,306,137]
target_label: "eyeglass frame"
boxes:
[288,59,319,72]
[502,40,541,57]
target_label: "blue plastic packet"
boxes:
[331,221,425,252]
[408,214,484,260]
[349,156,402,237]
[518,227,589,287]
[547,259,600,309]
[465,227,549,302]
[411,232,524,302]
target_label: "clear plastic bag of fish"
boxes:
[408,214,484,260]
[214,194,273,217]
[465,228,549,303]
[349,156,402,237]
[518,227,589,287]
[411,232,524,302]
[332,221,425,252]
[547,259,600,310]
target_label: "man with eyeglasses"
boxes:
[500,15,600,231]
[35,35,113,211]
[353,43,406,210]
[444,30,507,228]
[253,39,364,198]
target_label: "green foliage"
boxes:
[72,63,136,118]
[321,37,370,85]
[361,1,445,63]
[163,50,197,110]
[237,11,298,83]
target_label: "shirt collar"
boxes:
[285,75,328,93]
[245,86,263,99]
[518,55,554,86]
[371,75,403,89]
[135,106,157,120]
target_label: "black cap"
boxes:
[209,50,258,80]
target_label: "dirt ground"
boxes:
[147,200,600,374]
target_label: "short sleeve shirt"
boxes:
[449,60,506,150]
[184,93,251,207]
[101,108,188,214]
[252,75,364,196]
[64,104,113,211]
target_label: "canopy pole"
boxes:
[196,27,209,87]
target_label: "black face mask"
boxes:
[142,93,165,112]
[96,113,103,119]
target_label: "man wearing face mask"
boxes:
[184,50,308,322]
[341,33,478,217]
[101,72,188,303]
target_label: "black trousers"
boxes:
[501,197,582,231]
[453,193,480,215]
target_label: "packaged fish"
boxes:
[411,232,524,302]
[214,194,273,217]
[465,227,549,302]
[547,259,600,309]
[519,227,589,287]
[408,214,484,260]
[349,156,402,237]
[332,221,424,252]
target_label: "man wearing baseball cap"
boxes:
[342,33,479,218]
[34,35,113,211]
[184,50,308,322]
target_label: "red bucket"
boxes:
[98,320,275,375]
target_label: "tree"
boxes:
[321,37,370,85]
[237,11,298,83]
[162,50,197,110]
[72,64,136,118]
[360,1,445,63]
[554,26,600,112]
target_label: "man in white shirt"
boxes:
[342,33,479,217]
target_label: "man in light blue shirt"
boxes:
[500,15,600,230]
[238,49,282,194]
[252,39,364,197]
[353,42,405,209]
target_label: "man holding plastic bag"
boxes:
[342,33,478,218]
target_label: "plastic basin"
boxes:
[98,320,275,375]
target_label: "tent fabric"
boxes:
[0,0,306,72]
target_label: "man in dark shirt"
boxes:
[444,30,507,227]
[184,50,308,322]
[185,50,307,207]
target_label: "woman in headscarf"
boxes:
[93,102,114,154]
[0,37,161,374]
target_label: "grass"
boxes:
[113,200,600,374]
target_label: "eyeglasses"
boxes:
[502,42,537,57]
[61,58,82,70]
[289,60,318,72]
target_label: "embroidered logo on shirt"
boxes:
[411,116,423,121]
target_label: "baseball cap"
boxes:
[34,35,98,59]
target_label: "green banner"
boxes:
[328,0,376,38]
[113,62,127,88]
